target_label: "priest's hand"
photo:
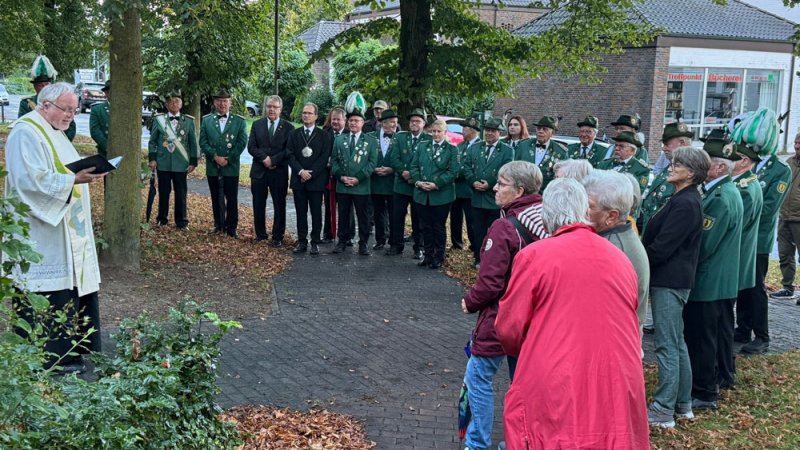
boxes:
[74,167,106,184]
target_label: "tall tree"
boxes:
[0,0,44,70]
[101,1,143,268]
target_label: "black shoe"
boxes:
[293,244,307,254]
[227,232,238,239]
[345,240,354,247]
[373,243,385,250]
[321,237,333,244]
[358,244,371,256]
[384,247,401,256]
[309,243,320,255]
[734,329,752,344]
[413,249,423,260]
[740,337,769,355]
[332,243,347,254]
[254,236,269,243]
[770,288,795,299]
[643,323,655,334]
[418,258,432,267]
[272,240,283,248]
[429,261,442,269]
[403,235,412,242]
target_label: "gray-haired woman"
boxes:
[641,146,709,428]
[554,159,593,182]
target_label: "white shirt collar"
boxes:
[704,174,727,191]
[351,131,361,141]
[468,137,479,146]
[304,125,314,134]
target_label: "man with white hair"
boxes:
[567,116,605,167]
[685,134,743,410]
[5,82,106,372]
[597,131,650,193]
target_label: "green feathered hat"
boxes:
[30,55,57,83]
[345,91,367,119]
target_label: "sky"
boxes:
[738,0,800,24]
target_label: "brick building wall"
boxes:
[495,45,672,163]
[475,7,547,31]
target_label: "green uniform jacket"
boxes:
[515,140,567,189]
[89,101,110,156]
[464,141,513,209]
[504,137,533,161]
[411,140,458,206]
[387,131,431,196]
[148,114,199,172]
[331,132,379,195]
[199,113,248,177]
[689,177,743,302]
[368,130,396,196]
[455,138,482,199]
[597,157,651,192]
[639,166,675,235]
[734,171,763,290]
[756,155,791,254]
[19,95,76,141]
[566,141,607,167]
[600,144,650,166]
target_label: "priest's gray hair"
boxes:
[542,178,591,233]
[554,159,593,182]
[582,171,633,219]
[710,156,734,176]
[37,82,76,107]
[498,160,543,195]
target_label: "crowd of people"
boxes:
[6,52,799,448]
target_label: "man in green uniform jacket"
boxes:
[331,108,379,255]
[450,117,482,251]
[638,122,694,234]
[89,80,112,157]
[463,117,513,266]
[601,114,650,164]
[685,135,744,410]
[566,116,606,167]
[386,108,431,257]
[515,115,567,189]
[19,55,76,141]
[598,131,651,193]
[199,89,248,237]
[368,109,398,250]
[148,91,198,230]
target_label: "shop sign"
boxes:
[708,73,742,82]
[668,72,703,81]
[750,74,775,82]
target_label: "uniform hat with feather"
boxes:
[345,91,368,119]
[30,55,57,83]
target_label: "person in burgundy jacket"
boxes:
[496,178,649,450]
[460,161,548,450]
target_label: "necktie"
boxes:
[218,114,227,119]
[486,145,494,161]
[385,133,393,138]
[350,134,356,149]
[536,143,546,150]
[512,141,517,149]
[304,129,310,138]
[412,136,418,147]
[269,120,275,137]
[434,143,441,151]
[581,146,588,158]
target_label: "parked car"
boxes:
[75,81,106,112]
[246,100,261,118]
[0,84,9,106]
[440,115,465,145]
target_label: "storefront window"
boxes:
[666,69,704,127]
[703,69,743,137]
[744,70,780,113]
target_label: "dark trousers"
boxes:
[294,189,324,244]
[390,193,423,252]
[14,289,101,369]
[471,207,501,262]
[419,201,451,264]
[735,254,770,341]
[251,172,288,241]
[777,219,800,288]
[337,193,370,244]
[684,298,736,401]
[372,193,393,245]
[323,178,334,240]
[208,175,239,235]
[450,196,475,250]
[156,170,188,227]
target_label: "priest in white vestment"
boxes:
[5,82,106,371]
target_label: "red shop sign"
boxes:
[708,73,742,82]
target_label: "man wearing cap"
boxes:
[450,117,482,251]
[463,117,513,267]
[387,108,431,258]
[368,109,398,250]
[248,95,295,247]
[89,80,112,158]
[363,100,388,133]
[729,144,765,355]
[286,102,331,255]
[603,114,650,163]
[324,106,348,243]
[331,106,379,255]
[200,89,249,238]
[515,116,567,189]
[19,55,77,142]
[638,123,694,234]
[598,131,651,193]
[567,116,606,167]
[684,135,743,410]
[148,91,198,230]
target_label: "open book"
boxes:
[65,154,123,175]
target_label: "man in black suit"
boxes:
[287,102,331,255]
[247,95,295,246]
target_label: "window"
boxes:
[744,70,780,113]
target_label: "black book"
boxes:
[65,154,123,175]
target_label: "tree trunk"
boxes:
[397,0,432,124]
[101,6,142,269]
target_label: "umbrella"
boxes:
[145,172,157,222]
[458,381,471,440]
[327,175,337,237]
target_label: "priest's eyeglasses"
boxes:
[48,102,80,116]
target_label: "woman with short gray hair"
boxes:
[641,146,708,428]
[496,176,649,449]
[554,159,593,182]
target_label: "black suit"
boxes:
[287,127,331,244]
[248,117,295,241]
